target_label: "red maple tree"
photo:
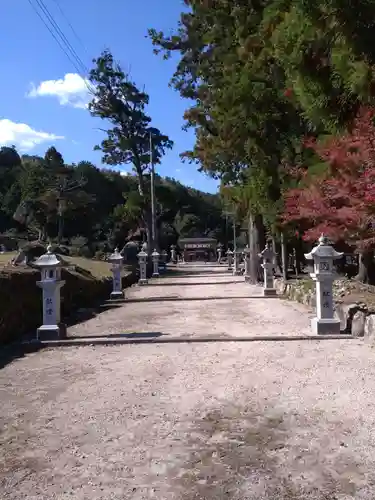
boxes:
[282,107,375,251]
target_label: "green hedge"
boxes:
[0,264,137,345]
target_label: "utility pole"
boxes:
[233,215,237,252]
[149,132,157,250]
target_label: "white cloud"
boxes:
[0,119,64,151]
[27,73,91,109]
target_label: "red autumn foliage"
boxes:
[282,106,375,249]
[284,88,293,98]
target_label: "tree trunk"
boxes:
[356,250,375,285]
[280,231,288,281]
[248,211,258,283]
[57,213,64,244]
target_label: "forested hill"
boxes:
[0,145,226,255]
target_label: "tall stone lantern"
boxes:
[259,243,277,296]
[152,249,160,277]
[170,244,177,264]
[217,244,223,264]
[304,234,343,335]
[243,245,251,282]
[108,248,124,300]
[233,250,242,276]
[227,249,233,271]
[137,249,148,285]
[34,244,66,340]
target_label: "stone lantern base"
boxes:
[311,317,341,335]
[152,271,160,278]
[37,323,67,341]
[138,278,148,285]
[263,288,277,297]
[110,290,124,301]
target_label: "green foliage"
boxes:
[149,0,375,240]
[0,145,225,250]
[88,49,174,246]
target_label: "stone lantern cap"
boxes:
[34,244,61,268]
[304,234,343,261]
[137,250,147,258]
[152,249,160,258]
[161,250,168,255]
[258,245,275,260]
[227,249,234,255]
[108,248,123,263]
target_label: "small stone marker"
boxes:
[108,248,124,300]
[227,249,233,271]
[34,244,66,340]
[304,234,343,335]
[152,248,160,277]
[233,250,242,276]
[243,245,251,282]
[259,243,277,296]
[137,249,148,285]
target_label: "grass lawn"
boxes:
[62,255,114,279]
[0,252,16,267]
[0,252,118,280]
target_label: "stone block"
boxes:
[351,310,366,337]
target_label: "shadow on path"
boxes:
[103,295,273,304]
[0,340,43,370]
[147,280,242,287]
[27,333,354,349]
[71,331,165,341]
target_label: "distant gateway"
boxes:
[178,237,217,262]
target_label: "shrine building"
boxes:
[178,237,217,262]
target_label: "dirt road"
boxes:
[1,265,374,499]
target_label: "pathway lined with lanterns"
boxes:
[2,261,373,500]
[64,262,339,342]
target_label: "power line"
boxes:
[27,0,95,95]
[50,0,89,57]
[34,0,89,74]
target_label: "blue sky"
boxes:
[0,0,219,193]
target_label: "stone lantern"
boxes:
[170,244,177,264]
[243,245,251,282]
[227,249,233,271]
[304,234,343,335]
[34,244,66,340]
[159,250,168,273]
[259,243,277,296]
[217,244,223,264]
[137,249,148,285]
[152,248,160,277]
[233,250,242,276]
[108,248,124,300]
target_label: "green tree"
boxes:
[88,49,173,249]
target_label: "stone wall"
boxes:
[275,277,375,342]
[0,264,137,345]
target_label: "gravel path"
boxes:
[1,265,375,499]
[67,265,313,339]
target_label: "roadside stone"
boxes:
[335,303,360,333]
[364,314,375,344]
[351,311,366,337]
